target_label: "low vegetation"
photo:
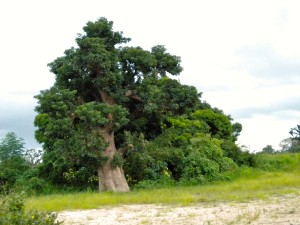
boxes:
[25,153,300,211]
[0,191,61,225]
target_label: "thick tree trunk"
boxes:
[97,127,129,192]
[97,90,129,192]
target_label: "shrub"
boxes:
[221,140,256,166]
[180,150,220,184]
[124,149,169,185]
[15,177,52,196]
[0,191,62,225]
[123,132,175,185]
[62,167,98,190]
[124,150,155,184]
[218,157,238,173]
[188,136,223,160]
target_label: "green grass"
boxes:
[25,153,300,211]
[26,170,300,211]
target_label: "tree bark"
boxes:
[97,90,130,192]
[97,127,129,192]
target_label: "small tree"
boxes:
[0,132,30,189]
[279,138,292,152]
[0,132,25,162]
[261,145,275,154]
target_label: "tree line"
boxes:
[261,125,300,154]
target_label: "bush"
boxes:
[15,177,52,196]
[146,145,185,181]
[124,132,242,187]
[0,191,62,225]
[123,132,177,185]
[62,167,98,189]
[221,140,256,166]
[180,150,221,184]
[218,157,238,173]
[188,136,223,160]
[124,149,169,185]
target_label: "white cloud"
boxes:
[236,45,300,82]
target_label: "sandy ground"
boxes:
[58,195,300,225]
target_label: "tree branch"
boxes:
[99,90,116,105]
[125,90,142,102]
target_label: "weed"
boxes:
[226,210,261,225]
[140,219,150,224]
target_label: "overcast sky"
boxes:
[1,0,299,151]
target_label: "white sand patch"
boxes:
[58,195,300,225]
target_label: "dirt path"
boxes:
[58,195,300,225]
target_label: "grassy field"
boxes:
[25,153,300,212]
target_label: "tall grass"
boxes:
[25,153,300,211]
